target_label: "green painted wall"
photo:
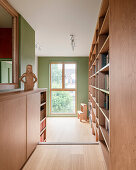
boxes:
[38,57,89,116]
[0,61,12,83]
[19,16,35,88]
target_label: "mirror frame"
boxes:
[0,0,19,90]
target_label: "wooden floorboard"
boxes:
[46,117,96,142]
[23,145,107,170]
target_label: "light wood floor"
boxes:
[23,145,107,170]
[46,117,96,143]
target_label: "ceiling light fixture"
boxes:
[35,42,42,51]
[70,34,75,51]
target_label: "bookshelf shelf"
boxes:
[99,140,109,168]
[100,36,109,54]
[99,8,109,35]
[99,88,109,94]
[99,125,109,151]
[92,44,96,55]
[88,0,109,168]
[96,117,99,124]
[92,108,96,117]
[40,102,46,107]
[99,107,109,121]
[40,127,46,136]
[40,117,46,124]
[99,63,109,72]
[92,96,96,103]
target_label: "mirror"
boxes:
[0,1,19,90]
[0,5,12,83]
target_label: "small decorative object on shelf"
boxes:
[20,64,37,91]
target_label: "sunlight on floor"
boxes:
[46,117,96,143]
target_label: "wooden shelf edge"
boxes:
[99,7,109,35]
[99,125,109,151]
[99,35,109,54]
[99,63,110,72]
[99,88,109,94]
[99,140,109,170]
[92,108,96,116]
[99,107,109,121]
[91,85,97,90]
[40,117,46,123]
[40,102,46,106]
[40,127,46,135]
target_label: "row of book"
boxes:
[40,130,46,142]
[104,74,109,90]
[104,94,109,110]
[40,118,46,132]
[101,53,109,68]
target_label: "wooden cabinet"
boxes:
[0,89,47,170]
[0,96,27,170]
[110,0,136,170]
[27,93,40,158]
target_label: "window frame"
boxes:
[50,62,77,115]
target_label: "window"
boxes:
[50,63,76,114]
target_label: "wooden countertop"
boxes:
[0,88,47,102]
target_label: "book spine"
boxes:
[104,74,109,90]
[106,94,109,110]
[106,53,109,64]
[102,54,107,68]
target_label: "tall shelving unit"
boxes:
[88,0,109,168]
[40,91,47,142]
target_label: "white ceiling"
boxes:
[0,5,12,28]
[8,0,101,57]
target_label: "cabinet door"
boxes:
[27,93,40,158]
[0,96,27,170]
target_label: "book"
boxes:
[101,54,107,68]
[106,94,109,110]
[104,74,109,90]
[106,53,109,64]
[105,118,109,133]
[104,94,109,110]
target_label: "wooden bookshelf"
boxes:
[40,91,47,142]
[88,0,109,168]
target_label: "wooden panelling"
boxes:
[27,93,40,158]
[0,96,27,170]
[0,89,47,169]
[110,0,136,169]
